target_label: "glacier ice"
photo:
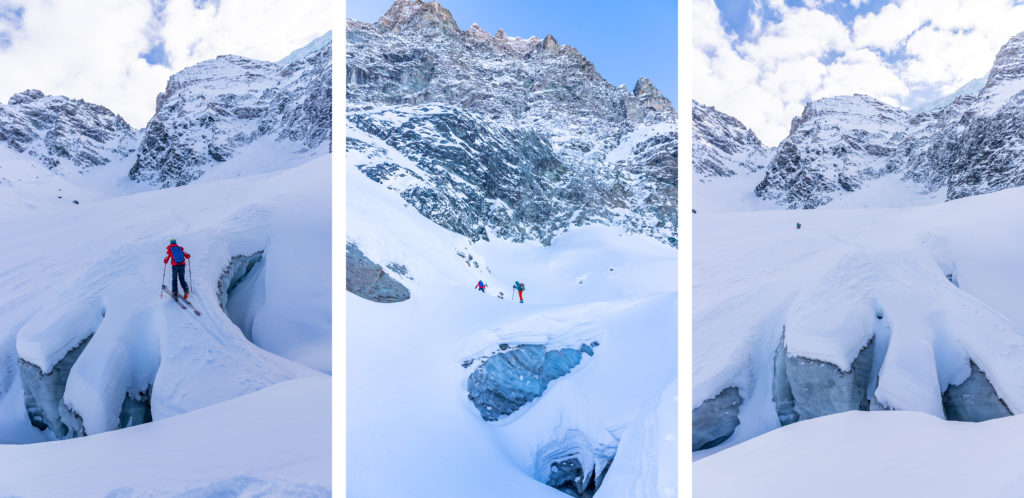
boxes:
[545,457,613,498]
[534,429,615,497]
[527,402,618,497]
[19,335,92,438]
[118,386,154,428]
[942,361,1012,422]
[773,334,876,426]
[692,386,742,451]
[466,343,596,421]
[218,251,267,341]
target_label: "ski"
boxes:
[162,285,200,316]
[181,297,201,316]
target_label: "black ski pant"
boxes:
[171,264,189,295]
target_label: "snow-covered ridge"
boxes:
[278,30,333,65]
[347,0,677,246]
[692,100,769,180]
[0,89,137,174]
[909,77,985,115]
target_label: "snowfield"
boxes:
[0,376,330,496]
[694,409,1024,497]
[694,180,1024,491]
[0,150,331,493]
[347,161,678,497]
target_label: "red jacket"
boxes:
[164,244,191,266]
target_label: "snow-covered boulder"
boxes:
[345,242,410,303]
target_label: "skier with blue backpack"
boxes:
[164,239,191,299]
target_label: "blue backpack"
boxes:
[170,245,185,264]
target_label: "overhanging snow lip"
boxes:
[16,298,106,374]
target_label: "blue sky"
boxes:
[348,0,678,106]
[714,0,890,41]
[694,0,1024,145]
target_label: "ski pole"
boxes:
[161,261,167,297]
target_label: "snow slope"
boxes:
[347,160,677,497]
[0,153,331,489]
[694,183,1024,459]
[0,376,330,496]
[694,409,1024,497]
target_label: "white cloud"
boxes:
[694,0,1024,145]
[0,0,330,128]
[816,48,908,104]
[162,0,331,69]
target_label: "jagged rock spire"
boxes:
[633,77,674,113]
[379,0,460,35]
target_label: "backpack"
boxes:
[519,282,525,291]
[170,245,185,264]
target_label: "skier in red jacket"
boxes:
[164,239,191,299]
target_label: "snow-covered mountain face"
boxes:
[692,100,769,180]
[347,0,677,246]
[130,35,332,188]
[928,31,1024,200]
[755,95,908,209]
[697,30,1024,211]
[0,90,137,174]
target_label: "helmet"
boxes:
[170,238,177,244]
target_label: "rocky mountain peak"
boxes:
[541,33,558,49]
[986,30,1024,89]
[379,0,459,35]
[130,37,331,187]
[633,77,674,114]
[0,89,136,171]
[8,89,45,106]
[347,2,678,246]
[692,101,768,179]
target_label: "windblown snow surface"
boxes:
[347,159,678,497]
[0,148,331,494]
[694,182,1024,495]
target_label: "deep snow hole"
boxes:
[218,251,267,342]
